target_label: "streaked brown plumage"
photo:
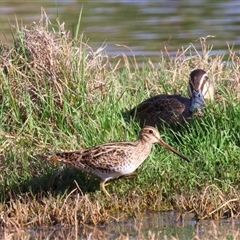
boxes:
[50,126,189,197]
[130,69,214,129]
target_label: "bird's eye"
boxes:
[149,130,153,134]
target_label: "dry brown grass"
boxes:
[0,183,164,228]
[0,181,239,228]
[0,9,111,111]
[174,183,240,220]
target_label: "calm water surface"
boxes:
[1,0,240,64]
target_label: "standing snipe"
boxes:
[130,69,214,129]
[50,126,189,197]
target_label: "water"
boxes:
[1,1,240,64]
[0,1,239,238]
[1,211,240,239]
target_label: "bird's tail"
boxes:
[50,155,59,162]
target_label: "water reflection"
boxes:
[1,211,240,239]
[0,1,240,64]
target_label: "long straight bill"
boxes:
[158,139,190,162]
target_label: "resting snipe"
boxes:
[130,69,214,129]
[51,126,189,197]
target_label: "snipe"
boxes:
[50,126,189,197]
[130,69,214,129]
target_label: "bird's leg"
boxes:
[100,181,111,198]
[100,173,138,198]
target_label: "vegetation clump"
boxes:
[0,10,240,228]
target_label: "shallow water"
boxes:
[2,211,240,239]
[1,1,240,64]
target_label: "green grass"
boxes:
[0,12,240,227]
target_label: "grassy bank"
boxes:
[0,11,240,228]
